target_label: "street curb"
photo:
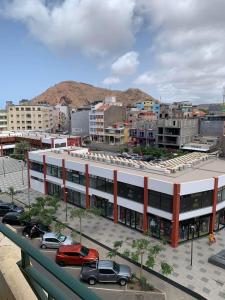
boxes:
[56,219,207,300]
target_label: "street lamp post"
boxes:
[190,225,195,267]
[61,185,68,222]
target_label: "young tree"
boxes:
[7,186,20,204]
[108,238,173,280]
[11,141,30,160]
[70,207,102,244]
[21,195,60,226]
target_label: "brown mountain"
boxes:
[31,80,156,107]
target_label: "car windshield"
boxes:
[57,234,66,242]
[81,246,89,256]
[113,262,120,273]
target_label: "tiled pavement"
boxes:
[1,169,225,299]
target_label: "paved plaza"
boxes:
[1,162,225,299]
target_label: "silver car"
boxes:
[40,232,73,249]
[80,260,131,286]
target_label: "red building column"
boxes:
[210,177,218,233]
[0,144,3,156]
[43,155,47,195]
[171,183,180,248]
[143,177,148,233]
[85,164,90,208]
[113,170,118,224]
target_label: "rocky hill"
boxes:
[31,81,156,107]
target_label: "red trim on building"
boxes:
[113,170,118,224]
[143,176,148,233]
[51,138,54,148]
[210,177,218,233]
[43,155,47,195]
[85,164,90,208]
[171,183,180,248]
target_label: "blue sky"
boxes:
[0,0,225,108]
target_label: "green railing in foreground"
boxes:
[0,223,102,300]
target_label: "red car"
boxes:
[55,244,99,266]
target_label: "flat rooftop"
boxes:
[37,148,225,183]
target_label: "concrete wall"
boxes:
[71,110,90,136]
[0,227,37,300]
[200,120,225,137]
[104,106,126,128]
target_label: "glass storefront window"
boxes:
[30,162,43,173]
[199,216,210,236]
[118,206,144,231]
[118,182,144,203]
[47,164,62,178]
[217,188,222,203]
[89,175,113,194]
[90,195,114,219]
[148,215,171,242]
[148,190,172,212]
[66,170,86,186]
[180,191,213,213]
[67,189,85,208]
[47,182,62,198]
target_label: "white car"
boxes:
[40,232,73,249]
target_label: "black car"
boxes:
[0,203,24,217]
[22,222,51,238]
[2,212,29,226]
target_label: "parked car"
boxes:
[80,260,131,286]
[22,222,51,238]
[2,212,29,226]
[0,203,24,217]
[40,232,73,249]
[56,244,99,266]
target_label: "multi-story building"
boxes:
[28,147,225,248]
[7,104,55,132]
[0,110,7,131]
[200,115,225,137]
[130,120,157,146]
[0,131,81,156]
[134,100,160,117]
[71,106,90,136]
[89,99,126,143]
[104,123,129,145]
[156,118,198,149]
[159,101,193,119]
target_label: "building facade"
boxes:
[0,110,7,131]
[200,115,225,137]
[89,101,126,143]
[28,148,225,248]
[156,118,198,149]
[7,105,55,132]
[71,107,90,136]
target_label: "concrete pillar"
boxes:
[85,164,90,208]
[210,177,218,233]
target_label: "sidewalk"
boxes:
[4,190,225,300]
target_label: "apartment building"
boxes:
[104,123,129,145]
[89,99,126,143]
[28,147,225,248]
[7,104,55,132]
[130,120,157,146]
[0,110,7,131]
[156,118,198,149]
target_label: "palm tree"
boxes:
[7,186,19,204]
[13,141,30,160]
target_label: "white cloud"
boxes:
[103,76,120,85]
[134,0,225,103]
[0,0,138,56]
[111,51,139,76]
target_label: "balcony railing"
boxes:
[0,224,101,300]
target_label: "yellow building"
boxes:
[7,104,55,131]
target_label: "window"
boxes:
[180,191,213,213]
[67,189,86,208]
[90,175,113,194]
[99,269,115,275]
[26,108,31,111]
[148,190,172,212]
[31,176,43,182]
[66,170,85,185]
[118,182,144,203]
[47,164,62,178]
[30,162,43,173]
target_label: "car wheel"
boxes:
[41,244,47,249]
[88,277,96,285]
[119,278,127,286]
[58,261,65,267]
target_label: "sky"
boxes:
[0,0,225,108]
